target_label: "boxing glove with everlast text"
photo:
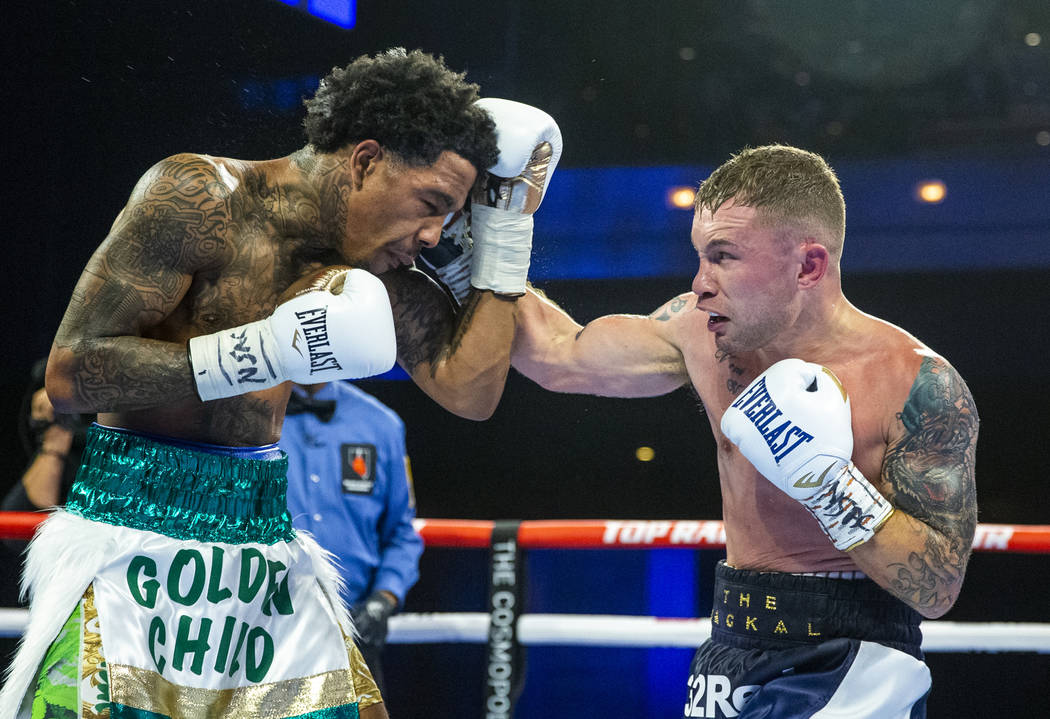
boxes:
[720,359,894,551]
[189,267,396,401]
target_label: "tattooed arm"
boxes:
[510,287,690,397]
[46,154,229,413]
[381,267,520,420]
[850,356,979,618]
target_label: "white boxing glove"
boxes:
[189,267,396,401]
[470,97,562,296]
[720,359,894,551]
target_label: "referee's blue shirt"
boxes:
[281,381,423,607]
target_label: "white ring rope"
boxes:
[3,514,1048,654]
[1,608,1046,652]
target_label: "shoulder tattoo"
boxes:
[652,296,689,322]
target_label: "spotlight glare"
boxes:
[668,186,696,209]
[916,180,947,204]
[635,446,655,462]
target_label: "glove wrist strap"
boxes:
[189,319,284,401]
[470,205,533,296]
[803,462,894,551]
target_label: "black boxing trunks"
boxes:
[683,561,930,718]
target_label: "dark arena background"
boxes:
[2,1,1048,716]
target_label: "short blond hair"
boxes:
[695,145,846,255]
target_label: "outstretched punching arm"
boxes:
[511,287,692,398]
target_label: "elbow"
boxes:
[462,408,496,422]
[927,585,965,619]
[414,377,499,421]
[429,363,507,420]
[44,348,82,413]
[535,373,581,394]
[918,601,954,620]
[444,394,499,422]
[461,394,499,421]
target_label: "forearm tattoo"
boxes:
[882,356,979,612]
[384,268,458,376]
[448,291,483,357]
[57,272,152,345]
[53,156,230,408]
[67,337,197,411]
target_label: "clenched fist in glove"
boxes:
[419,98,562,300]
[190,267,396,401]
[720,358,894,551]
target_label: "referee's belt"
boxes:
[709,561,923,658]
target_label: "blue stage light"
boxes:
[277,0,356,30]
[307,0,356,29]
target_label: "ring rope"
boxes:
[3,513,1048,552]
[2,512,1047,652]
[414,518,1050,553]
[0,608,1046,652]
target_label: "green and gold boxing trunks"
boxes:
[0,425,382,719]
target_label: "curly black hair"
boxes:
[304,48,499,174]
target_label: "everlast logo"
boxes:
[793,463,838,491]
[729,377,814,464]
[294,307,343,375]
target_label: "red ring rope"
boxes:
[2,513,1047,553]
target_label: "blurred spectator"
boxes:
[2,359,92,512]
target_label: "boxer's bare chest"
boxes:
[171,185,336,341]
[130,188,335,445]
[677,323,919,570]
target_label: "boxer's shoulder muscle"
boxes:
[121,154,319,331]
[54,156,227,345]
[648,291,703,360]
[837,315,942,438]
[880,351,978,535]
[849,315,978,559]
[102,154,240,291]
[603,290,695,387]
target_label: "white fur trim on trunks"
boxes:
[0,511,357,718]
[0,511,120,719]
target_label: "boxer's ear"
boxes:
[798,243,829,288]
[349,140,383,188]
